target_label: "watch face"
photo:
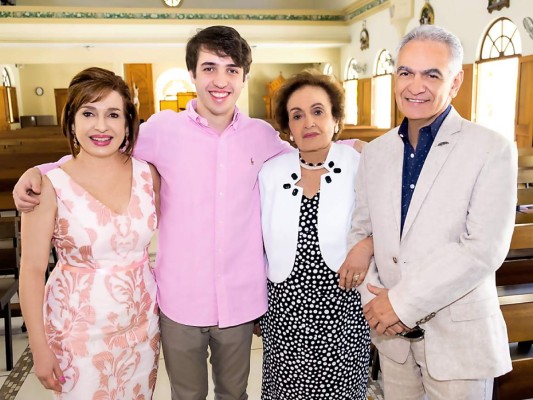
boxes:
[164,0,181,6]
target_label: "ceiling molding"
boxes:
[0,2,390,23]
[0,7,344,22]
[344,0,389,22]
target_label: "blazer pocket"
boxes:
[449,297,500,322]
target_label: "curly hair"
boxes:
[274,70,345,140]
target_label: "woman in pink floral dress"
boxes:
[20,67,160,399]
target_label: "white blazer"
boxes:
[259,142,360,283]
[348,108,516,380]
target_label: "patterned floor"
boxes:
[0,346,384,400]
[0,347,33,400]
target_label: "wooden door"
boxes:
[0,87,10,131]
[515,55,533,148]
[54,88,68,126]
[357,78,372,126]
[124,64,155,122]
[452,64,473,121]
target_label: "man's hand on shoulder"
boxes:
[13,167,43,212]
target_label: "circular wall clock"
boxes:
[163,0,181,6]
[35,87,44,96]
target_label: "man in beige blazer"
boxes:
[345,25,517,399]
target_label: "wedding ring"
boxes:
[352,274,360,281]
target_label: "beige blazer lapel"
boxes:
[388,135,404,240]
[401,108,463,240]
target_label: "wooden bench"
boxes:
[0,148,69,211]
[494,284,533,400]
[493,222,533,399]
[339,125,389,142]
[0,140,69,154]
[0,193,14,212]
[497,224,533,286]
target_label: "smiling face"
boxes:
[190,47,246,131]
[72,90,127,159]
[287,85,337,158]
[395,39,463,132]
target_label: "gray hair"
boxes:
[397,25,464,75]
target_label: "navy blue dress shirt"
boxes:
[399,105,452,234]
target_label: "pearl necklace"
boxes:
[299,155,326,170]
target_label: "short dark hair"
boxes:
[274,70,345,140]
[61,67,139,158]
[186,25,252,81]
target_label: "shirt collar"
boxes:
[186,99,241,131]
[398,104,452,144]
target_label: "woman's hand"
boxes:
[338,236,374,290]
[33,346,65,392]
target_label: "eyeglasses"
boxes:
[397,326,425,340]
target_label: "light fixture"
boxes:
[163,0,182,7]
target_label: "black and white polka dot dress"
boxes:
[260,192,370,400]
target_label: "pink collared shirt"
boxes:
[134,100,289,327]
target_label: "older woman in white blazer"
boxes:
[258,70,372,400]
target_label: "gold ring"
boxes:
[352,274,360,281]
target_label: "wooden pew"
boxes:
[518,148,533,188]
[515,188,533,224]
[494,223,533,400]
[0,127,69,211]
[338,125,389,142]
[0,126,63,139]
[0,193,14,212]
[0,139,69,154]
[497,224,533,286]
[494,284,533,400]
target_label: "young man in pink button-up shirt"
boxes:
[14,26,289,399]
[136,26,290,399]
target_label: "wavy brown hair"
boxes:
[61,67,139,158]
[274,70,345,140]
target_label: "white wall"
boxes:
[341,0,533,79]
[19,63,114,123]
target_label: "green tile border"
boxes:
[0,1,389,22]
[345,0,389,21]
[0,10,343,22]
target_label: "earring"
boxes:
[73,134,79,149]
[289,134,294,142]
[334,125,339,134]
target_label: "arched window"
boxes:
[476,18,521,142]
[2,68,11,87]
[372,50,394,128]
[155,68,196,112]
[323,63,333,76]
[375,50,394,76]
[480,17,521,60]
[343,59,359,125]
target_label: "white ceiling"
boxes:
[1,0,369,64]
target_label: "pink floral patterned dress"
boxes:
[44,158,160,399]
